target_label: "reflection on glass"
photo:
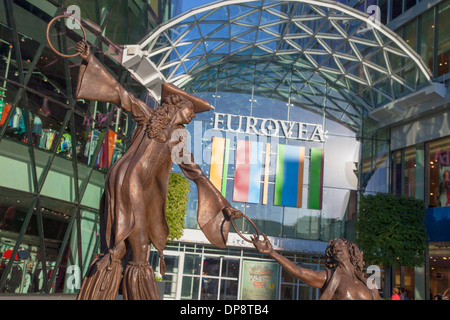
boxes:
[285,206,320,240]
[162,274,177,299]
[40,155,77,202]
[298,285,311,300]
[392,150,402,195]
[0,189,34,235]
[200,277,218,300]
[0,24,20,85]
[428,137,450,208]
[72,103,127,170]
[183,254,202,275]
[220,279,238,300]
[0,189,74,294]
[419,8,435,74]
[404,146,417,198]
[0,0,158,296]
[221,258,239,278]
[184,182,199,229]
[404,19,417,52]
[0,82,23,141]
[18,90,71,157]
[247,184,283,237]
[280,284,294,300]
[37,198,73,294]
[164,255,179,274]
[391,0,403,20]
[181,276,199,300]
[428,243,450,299]
[203,256,220,277]
[437,2,450,76]
[77,209,100,277]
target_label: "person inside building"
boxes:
[391,287,401,300]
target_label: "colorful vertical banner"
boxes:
[308,148,324,210]
[86,130,101,165]
[221,138,230,196]
[95,130,118,168]
[209,137,226,190]
[209,137,230,196]
[274,145,305,207]
[262,143,271,205]
[0,102,11,126]
[107,130,118,168]
[233,140,263,203]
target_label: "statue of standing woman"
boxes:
[74,41,242,300]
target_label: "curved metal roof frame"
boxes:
[122,0,434,131]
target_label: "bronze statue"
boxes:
[251,234,383,300]
[73,40,242,300]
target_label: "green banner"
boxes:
[274,144,285,206]
[309,148,323,209]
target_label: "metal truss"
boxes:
[123,0,434,131]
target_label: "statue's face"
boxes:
[332,240,350,264]
[174,102,196,125]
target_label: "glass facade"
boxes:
[390,135,450,299]
[357,0,450,300]
[148,243,325,300]
[0,0,448,300]
[178,86,359,242]
[391,0,450,78]
[356,0,450,78]
[0,0,158,294]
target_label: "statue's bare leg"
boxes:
[121,187,160,300]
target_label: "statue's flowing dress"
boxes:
[75,54,232,300]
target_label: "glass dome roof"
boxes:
[124,0,434,131]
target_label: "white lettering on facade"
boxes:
[213,112,325,142]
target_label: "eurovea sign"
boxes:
[213,113,325,142]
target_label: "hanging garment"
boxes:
[85,130,100,165]
[0,103,11,126]
[18,250,31,260]
[2,249,18,260]
[32,115,42,135]
[32,115,43,146]
[58,133,72,154]
[10,107,22,129]
[0,100,4,120]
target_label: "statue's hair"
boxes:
[324,238,365,271]
[146,94,191,141]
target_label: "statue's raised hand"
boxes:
[76,41,90,60]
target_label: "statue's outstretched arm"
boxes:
[75,41,152,125]
[252,234,327,288]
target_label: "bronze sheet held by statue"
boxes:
[74,41,240,300]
